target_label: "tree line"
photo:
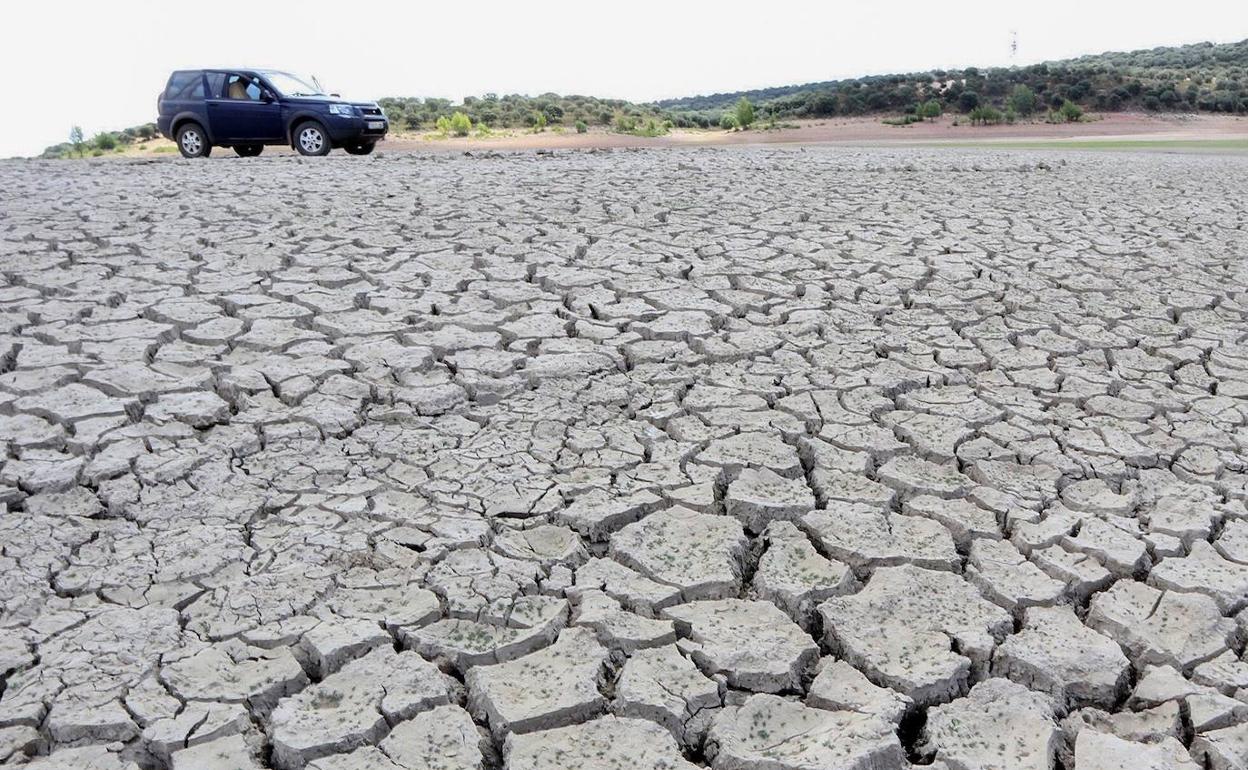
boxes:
[39,38,1247,156]
[657,38,1248,120]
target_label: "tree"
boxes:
[806,92,838,117]
[435,115,451,135]
[1059,99,1083,122]
[449,112,472,136]
[69,126,85,157]
[1008,84,1037,116]
[93,132,118,151]
[734,97,755,129]
[719,113,739,130]
[958,91,980,113]
[920,99,942,119]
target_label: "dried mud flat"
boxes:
[1,147,1247,770]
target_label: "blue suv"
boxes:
[157,69,388,158]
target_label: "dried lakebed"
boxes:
[0,147,1247,769]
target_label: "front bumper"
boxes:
[324,113,388,145]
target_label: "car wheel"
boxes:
[293,121,331,156]
[344,142,375,156]
[234,144,263,157]
[176,123,211,158]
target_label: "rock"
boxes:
[706,692,905,770]
[160,639,308,715]
[725,467,815,533]
[1063,518,1150,577]
[921,678,1058,770]
[1074,731,1199,770]
[820,564,1012,705]
[269,646,455,769]
[400,595,567,671]
[494,524,589,567]
[143,701,251,761]
[806,659,912,724]
[1129,664,1206,709]
[327,582,441,634]
[876,454,974,498]
[615,644,721,747]
[801,505,960,572]
[145,391,232,428]
[1087,581,1235,670]
[296,618,393,678]
[170,733,263,770]
[1060,702,1184,761]
[379,705,486,770]
[504,715,700,770]
[697,432,804,481]
[750,521,857,630]
[610,506,747,601]
[465,626,607,740]
[902,494,1002,547]
[1148,540,1248,614]
[663,599,819,693]
[570,589,676,652]
[993,605,1131,709]
[965,538,1065,612]
[20,746,140,770]
[574,557,683,615]
[1191,722,1248,770]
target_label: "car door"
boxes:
[205,72,283,143]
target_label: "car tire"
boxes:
[176,123,211,158]
[344,142,375,156]
[293,121,331,156]
[234,144,263,157]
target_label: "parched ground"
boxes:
[1,147,1247,770]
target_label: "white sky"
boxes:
[1,0,1245,157]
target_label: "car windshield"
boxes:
[264,72,323,97]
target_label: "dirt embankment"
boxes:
[90,112,1248,159]
[384,112,1248,153]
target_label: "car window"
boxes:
[206,73,225,100]
[166,71,204,100]
[225,74,264,101]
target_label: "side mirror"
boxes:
[330,93,341,98]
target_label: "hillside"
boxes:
[656,38,1248,117]
[39,38,1248,158]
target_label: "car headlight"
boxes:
[327,104,355,117]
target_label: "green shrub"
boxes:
[968,105,1003,125]
[1059,99,1084,122]
[920,100,942,119]
[449,111,472,136]
[529,112,547,132]
[958,91,980,112]
[734,97,755,129]
[435,115,451,135]
[575,120,588,134]
[719,113,739,130]
[93,132,118,151]
[1008,84,1037,116]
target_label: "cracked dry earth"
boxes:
[0,146,1247,770]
